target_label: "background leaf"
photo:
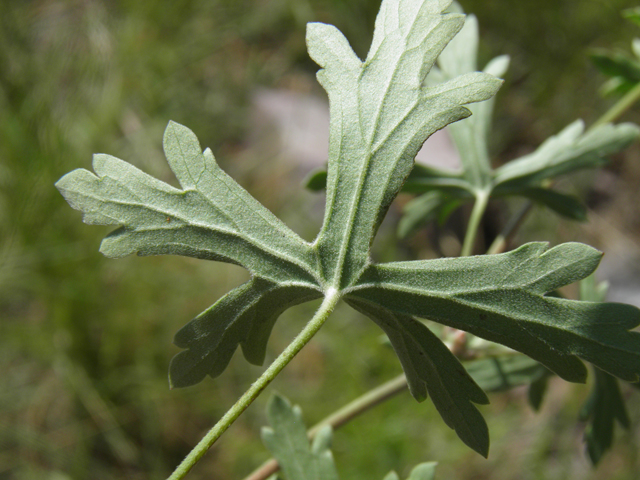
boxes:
[262,393,340,480]
[578,275,634,465]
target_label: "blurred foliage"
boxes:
[2,0,640,479]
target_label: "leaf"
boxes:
[169,279,321,388]
[262,394,339,480]
[581,368,631,465]
[515,187,586,222]
[590,50,640,85]
[397,191,466,239]
[347,242,640,384]
[401,6,639,236]
[308,0,501,289]
[57,121,324,387]
[492,121,638,188]
[56,122,318,284]
[56,0,640,460]
[464,354,548,394]
[406,462,438,480]
[305,167,328,191]
[384,462,438,480]
[527,374,551,411]
[577,275,632,465]
[263,395,438,480]
[346,298,490,456]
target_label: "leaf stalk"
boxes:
[166,288,341,480]
[591,80,640,129]
[460,190,490,256]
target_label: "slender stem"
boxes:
[591,80,640,129]
[460,190,490,257]
[167,289,341,480]
[487,201,533,255]
[307,373,408,436]
[242,374,408,480]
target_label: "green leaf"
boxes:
[425,14,500,189]
[401,7,639,236]
[346,298,490,456]
[493,120,639,188]
[56,121,319,284]
[465,355,548,394]
[397,191,466,239]
[384,462,437,480]
[581,368,631,465]
[308,0,501,289]
[348,242,640,384]
[514,187,586,222]
[577,275,631,465]
[305,168,328,191]
[169,279,321,388]
[527,374,551,411]
[406,462,438,480]
[57,121,324,387]
[398,192,445,239]
[590,50,640,84]
[262,393,339,480]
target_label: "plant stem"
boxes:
[243,374,408,480]
[591,80,640,129]
[308,373,407,436]
[487,201,533,255]
[166,288,341,480]
[460,189,489,257]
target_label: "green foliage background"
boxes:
[2,0,640,479]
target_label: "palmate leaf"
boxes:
[401,7,639,236]
[56,0,640,459]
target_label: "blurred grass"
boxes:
[2,0,640,479]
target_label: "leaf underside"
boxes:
[55,0,640,458]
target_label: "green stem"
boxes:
[487,201,533,255]
[460,190,490,257]
[167,289,341,480]
[591,80,640,129]
[242,374,408,480]
[307,373,407,436]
